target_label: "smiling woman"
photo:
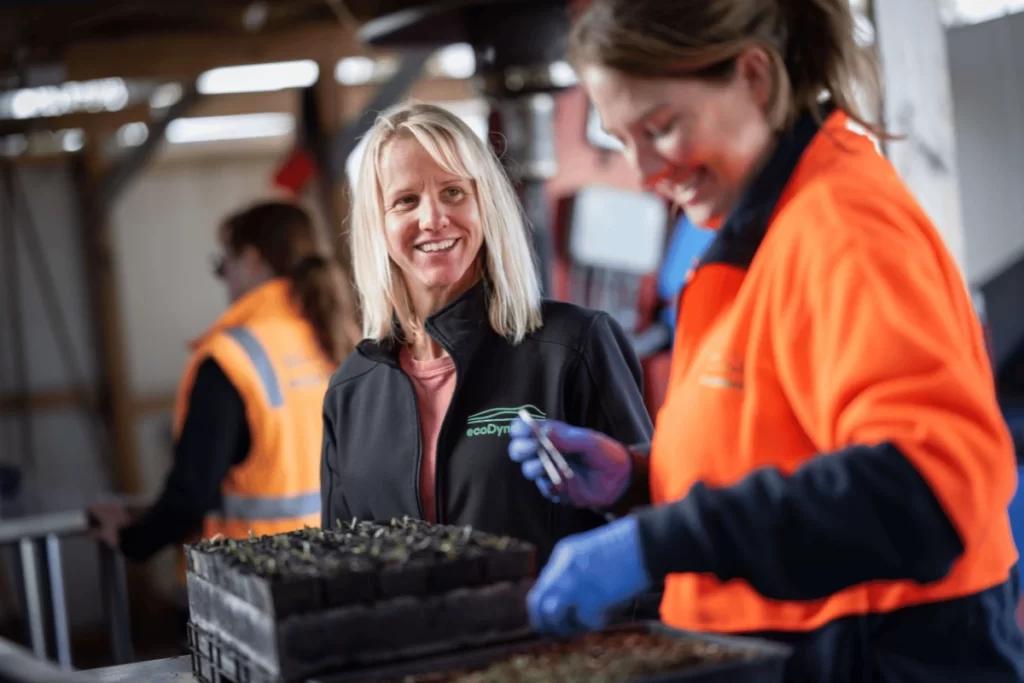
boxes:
[378,133,486,334]
[504,1,1024,681]
[319,102,654,570]
[350,103,540,350]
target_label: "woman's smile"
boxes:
[415,237,461,254]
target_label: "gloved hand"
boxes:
[528,516,652,636]
[508,419,632,509]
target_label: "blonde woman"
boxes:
[320,102,652,563]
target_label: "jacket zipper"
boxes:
[398,370,428,520]
[432,353,463,525]
[396,332,463,525]
[425,325,462,526]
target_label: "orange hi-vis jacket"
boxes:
[631,108,1024,680]
[174,279,333,543]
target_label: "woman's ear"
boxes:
[239,245,272,278]
[735,46,774,110]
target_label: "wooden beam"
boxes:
[0,105,151,137]
[0,92,300,142]
[178,78,478,120]
[0,161,34,470]
[191,90,299,118]
[133,393,176,416]
[0,94,296,138]
[64,22,364,82]
[0,387,96,414]
[74,145,142,495]
[3,154,73,168]
[343,78,478,118]
[95,84,200,210]
[0,79,477,141]
[148,145,290,170]
[310,62,361,353]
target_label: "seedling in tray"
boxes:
[186,518,537,616]
[365,631,761,683]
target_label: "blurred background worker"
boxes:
[88,201,347,595]
[509,0,1024,681]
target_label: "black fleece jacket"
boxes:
[320,283,653,562]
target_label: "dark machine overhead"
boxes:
[361,0,574,295]
[361,0,570,83]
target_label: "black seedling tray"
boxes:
[188,572,535,682]
[189,622,278,683]
[315,622,792,683]
[186,520,537,619]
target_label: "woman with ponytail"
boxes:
[507,1,1024,680]
[90,201,349,603]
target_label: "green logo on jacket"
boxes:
[465,405,545,438]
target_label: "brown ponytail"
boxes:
[569,0,883,135]
[779,0,882,133]
[288,254,354,365]
[221,201,355,365]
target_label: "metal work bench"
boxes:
[87,655,193,682]
[0,635,181,683]
[0,507,134,670]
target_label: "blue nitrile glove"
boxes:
[528,516,652,636]
[508,418,631,508]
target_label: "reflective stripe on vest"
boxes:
[209,491,321,521]
[225,326,284,407]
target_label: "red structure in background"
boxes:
[545,89,673,417]
[634,273,674,414]
[272,146,318,197]
[569,0,593,15]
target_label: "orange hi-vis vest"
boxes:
[173,279,333,543]
[646,109,1018,635]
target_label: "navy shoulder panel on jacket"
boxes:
[326,345,385,393]
[529,299,611,351]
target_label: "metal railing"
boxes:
[0,509,133,670]
[0,632,87,683]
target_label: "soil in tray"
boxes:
[362,631,759,683]
[186,518,537,608]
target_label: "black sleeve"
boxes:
[566,312,655,510]
[119,358,251,562]
[320,390,351,529]
[634,442,965,602]
[614,445,653,517]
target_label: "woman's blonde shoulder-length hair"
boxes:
[350,101,542,345]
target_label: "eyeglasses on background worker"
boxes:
[319,102,653,571]
[89,201,349,629]
[508,0,1024,681]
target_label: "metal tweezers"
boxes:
[517,408,618,523]
[517,408,575,489]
